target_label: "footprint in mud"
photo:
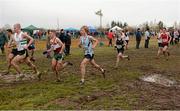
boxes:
[0,74,16,83]
[75,92,107,104]
[140,74,179,87]
[139,65,155,71]
[0,73,38,83]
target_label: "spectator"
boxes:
[170,30,174,45]
[107,30,114,47]
[174,29,179,44]
[178,30,180,43]
[144,28,150,48]
[0,28,8,54]
[64,31,72,55]
[135,28,142,49]
[59,29,65,43]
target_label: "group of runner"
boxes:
[3,23,179,84]
[6,24,41,80]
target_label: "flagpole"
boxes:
[95,9,103,30]
[57,17,60,31]
[100,14,102,29]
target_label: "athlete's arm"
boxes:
[47,41,53,52]
[7,37,13,48]
[57,38,65,54]
[89,36,98,49]
[124,39,127,46]
[22,33,34,49]
[121,35,127,46]
[157,33,160,39]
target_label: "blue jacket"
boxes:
[136,31,142,41]
[0,32,8,45]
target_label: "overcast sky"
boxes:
[0,0,179,29]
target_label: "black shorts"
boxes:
[158,43,163,48]
[54,53,63,61]
[11,49,18,56]
[162,43,169,47]
[17,50,29,57]
[84,54,94,60]
[117,48,124,54]
[125,40,129,44]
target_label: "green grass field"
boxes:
[0,37,180,110]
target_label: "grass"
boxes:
[0,37,180,110]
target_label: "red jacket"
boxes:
[108,32,114,39]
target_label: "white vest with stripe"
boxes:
[14,31,27,51]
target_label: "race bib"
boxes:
[116,45,122,49]
[18,39,27,51]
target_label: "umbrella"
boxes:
[88,26,97,33]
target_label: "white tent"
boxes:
[110,26,123,32]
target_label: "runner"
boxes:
[46,30,73,82]
[174,29,179,45]
[159,28,172,60]
[11,23,41,80]
[46,30,51,58]
[6,29,18,74]
[114,30,130,68]
[78,26,105,85]
[124,29,130,50]
[156,29,163,59]
[107,30,114,47]
[27,32,36,62]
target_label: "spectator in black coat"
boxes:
[59,29,65,43]
[64,31,72,55]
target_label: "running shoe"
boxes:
[127,55,130,60]
[80,80,85,85]
[36,71,42,80]
[55,79,61,82]
[16,74,25,81]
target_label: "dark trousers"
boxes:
[65,45,71,55]
[170,37,174,45]
[174,38,179,44]
[145,39,149,48]
[136,40,141,49]
[108,39,112,47]
[0,44,5,54]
